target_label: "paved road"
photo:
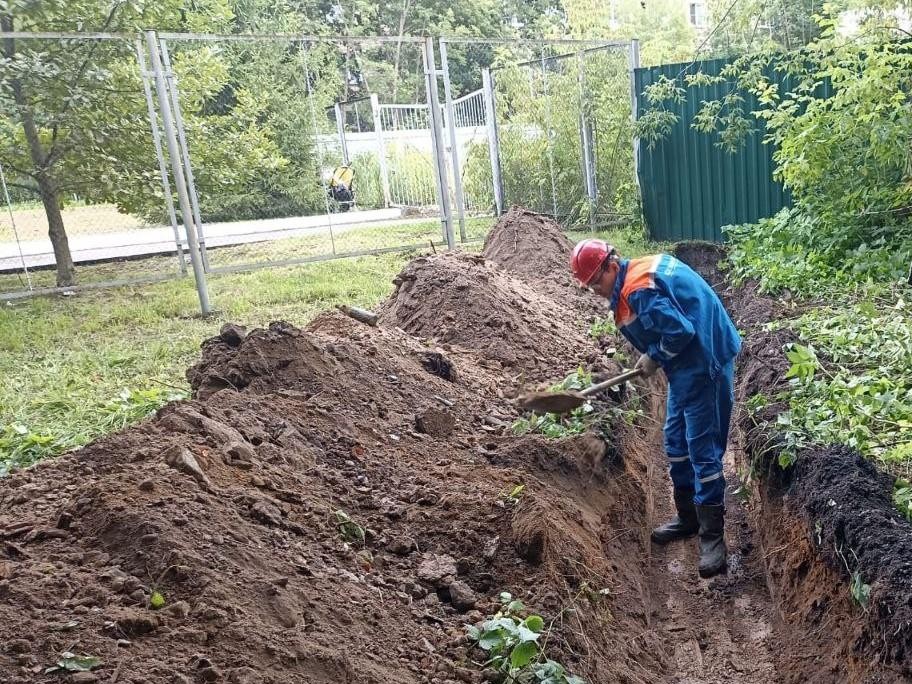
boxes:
[0,208,408,271]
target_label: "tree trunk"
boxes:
[36,174,75,287]
[1,15,77,287]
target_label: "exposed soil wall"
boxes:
[0,212,663,684]
[676,242,912,683]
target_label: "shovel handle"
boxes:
[579,368,644,397]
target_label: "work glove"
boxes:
[635,353,660,378]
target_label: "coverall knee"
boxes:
[662,360,735,506]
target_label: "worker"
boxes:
[570,239,741,578]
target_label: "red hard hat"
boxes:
[570,239,615,286]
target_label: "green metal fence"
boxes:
[634,57,790,243]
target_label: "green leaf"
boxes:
[478,630,504,651]
[524,615,545,633]
[56,654,102,672]
[150,591,165,610]
[509,640,538,669]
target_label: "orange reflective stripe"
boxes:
[614,255,661,327]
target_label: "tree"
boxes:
[0,0,235,286]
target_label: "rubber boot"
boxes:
[695,504,727,578]
[650,489,699,545]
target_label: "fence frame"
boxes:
[0,30,642,312]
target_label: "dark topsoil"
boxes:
[675,242,912,681]
[0,212,662,684]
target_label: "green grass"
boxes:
[0,252,412,472]
[0,216,657,474]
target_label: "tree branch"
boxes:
[48,2,124,158]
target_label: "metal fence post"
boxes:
[145,31,211,315]
[334,102,350,165]
[423,38,455,250]
[481,67,504,216]
[629,39,641,199]
[577,51,597,230]
[369,93,392,208]
[159,39,210,272]
[438,40,467,242]
[135,39,186,275]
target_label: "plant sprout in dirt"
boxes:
[466,592,584,684]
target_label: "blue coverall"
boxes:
[609,254,741,506]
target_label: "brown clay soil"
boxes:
[0,213,909,684]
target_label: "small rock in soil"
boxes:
[447,580,477,612]
[7,638,30,653]
[113,609,158,637]
[387,537,416,555]
[417,554,458,587]
[166,600,191,619]
[138,479,155,492]
[198,666,222,682]
[250,499,283,526]
[420,351,457,381]
[416,409,456,438]
[70,673,99,684]
[229,667,263,684]
[163,445,212,489]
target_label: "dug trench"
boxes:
[0,210,907,684]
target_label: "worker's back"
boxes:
[615,254,741,378]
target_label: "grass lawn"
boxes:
[0,219,654,473]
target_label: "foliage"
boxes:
[587,316,616,339]
[494,45,640,225]
[335,509,366,546]
[466,591,584,684]
[894,478,912,522]
[0,423,60,476]
[150,591,166,610]
[45,653,103,675]
[772,298,912,471]
[704,0,826,55]
[512,368,597,438]
[723,209,912,298]
[500,484,526,507]
[849,569,872,609]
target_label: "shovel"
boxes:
[517,368,644,415]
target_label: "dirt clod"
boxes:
[447,580,477,612]
[163,445,212,490]
[416,408,456,437]
[417,554,458,587]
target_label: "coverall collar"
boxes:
[609,258,630,312]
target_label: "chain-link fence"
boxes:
[1,31,640,313]
[0,32,189,298]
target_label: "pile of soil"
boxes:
[481,207,608,317]
[0,213,660,684]
[378,252,606,384]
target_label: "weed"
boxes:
[849,571,871,610]
[587,317,616,339]
[466,591,584,684]
[893,479,912,523]
[500,484,526,507]
[334,509,366,546]
[149,591,166,610]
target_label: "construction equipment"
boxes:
[517,368,644,414]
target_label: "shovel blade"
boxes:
[517,390,587,415]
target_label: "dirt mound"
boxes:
[379,252,606,383]
[482,208,575,287]
[481,207,609,319]
[0,241,658,684]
